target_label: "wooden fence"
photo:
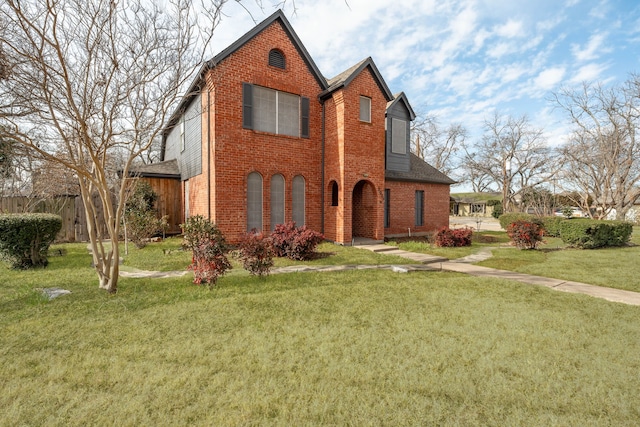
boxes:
[1,195,104,242]
[1,178,183,242]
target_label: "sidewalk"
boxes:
[354,243,640,307]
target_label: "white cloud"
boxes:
[570,62,609,83]
[534,67,566,90]
[494,19,525,38]
[571,32,608,62]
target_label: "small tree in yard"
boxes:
[238,231,274,277]
[507,220,544,250]
[182,215,231,289]
[0,0,272,293]
[123,180,167,249]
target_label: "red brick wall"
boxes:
[384,181,450,237]
[200,20,324,243]
[323,67,387,244]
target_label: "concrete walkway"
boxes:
[354,243,640,307]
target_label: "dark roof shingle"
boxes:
[385,154,456,185]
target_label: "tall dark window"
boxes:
[247,172,263,232]
[384,189,390,228]
[415,190,424,226]
[270,174,285,231]
[331,181,339,206]
[292,175,305,226]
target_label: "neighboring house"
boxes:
[450,193,500,218]
[143,10,454,244]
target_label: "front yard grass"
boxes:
[1,240,640,425]
[388,230,511,259]
[478,226,640,293]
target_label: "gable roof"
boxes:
[385,153,456,185]
[320,57,394,101]
[161,9,327,157]
[387,92,416,121]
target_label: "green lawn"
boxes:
[388,231,511,259]
[1,241,640,425]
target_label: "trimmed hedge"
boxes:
[559,219,633,249]
[0,213,62,268]
[498,213,543,230]
[540,216,565,238]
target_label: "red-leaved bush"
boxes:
[507,220,545,250]
[271,221,324,261]
[238,231,274,277]
[434,227,473,247]
[182,215,231,288]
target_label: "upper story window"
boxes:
[359,96,371,123]
[242,83,310,138]
[268,49,286,69]
[391,117,407,154]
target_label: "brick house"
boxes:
[143,10,454,244]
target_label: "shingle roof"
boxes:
[385,154,456,185]
[387,92,416,121]
[321,57,394,101]
[128,159,180,178]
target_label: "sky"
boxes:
[208,0,640,189]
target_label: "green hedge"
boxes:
[498,213,543,230]
[0,213,62,268]
[559,219,633,249]
[540,216,566,237]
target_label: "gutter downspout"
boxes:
[207,88,212,220]
[321,99,325,235]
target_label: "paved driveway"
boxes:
[449,216,502,232]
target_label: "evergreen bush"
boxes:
[559,219,633,249]
[0,213,62,268]
[434,227,473,247]
[237,232,274,277]
[181,215,231,288]
[540,216,565,237]
[271,221,324,260]
[507,220,545,250]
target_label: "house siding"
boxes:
[385,101,411,172]
[164,94,202,180]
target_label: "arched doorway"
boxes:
[352,180,377,239]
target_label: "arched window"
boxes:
[292,175,305,226]
[247,172,263,232]
[270,174,285,230]
[268,49,285,69]
[330,181,339,206]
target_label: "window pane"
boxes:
[392,118,407,154]
[253,86,277,134]
[278,91,300,137]
[360,96,371,122]
[415,190,424,226]
[292,175,305,226]
[384,189,390,228]
[247,173,263,232]
[270,174,285,231]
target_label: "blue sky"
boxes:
[210,0,640,187]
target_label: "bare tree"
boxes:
[0,0,241,292]
[411,113,465,178]
[554,79,640,220]
[463,112,554,212]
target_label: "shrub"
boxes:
[123,181,168,248]
[181,215,231,288]
[498,212,541,230]
[507,220,545,250]
[540,216,565,237]
[487,200,503,219]
[0,213,62,268]
[271,221,324,261]
[237,231,274,277]
[559,219,633,249]
[434,227,473,247]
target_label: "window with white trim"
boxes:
[360,96,371,122]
